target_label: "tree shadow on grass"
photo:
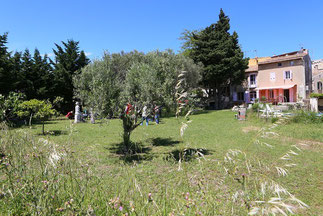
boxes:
[149,137,181,147]
[107,142,153,163]
[37,130,68,136]
[166,148,213,162]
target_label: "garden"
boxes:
[0,109,322,215]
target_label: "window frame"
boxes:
[284,70,292,80]
[250,74,256,85]
[318,81,323,90]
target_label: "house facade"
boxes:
[242,49,312,103]
[312,59,323,93]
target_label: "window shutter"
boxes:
[283,71,286,80]
[290,71,293,79]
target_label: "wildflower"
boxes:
[148,193,153,202]
[119,206,123,211]
[129,201,135,212]
[185,192,189,200]
[56,208,64,212]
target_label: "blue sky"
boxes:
[1,0,323,60]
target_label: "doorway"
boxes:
[284,89,290,102]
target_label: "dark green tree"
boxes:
[19,49,34,98]
[52,40,89,113]
[181,9,248,109]
[0,33,14,95]
[11,51,22,91]
[32,49,54,100]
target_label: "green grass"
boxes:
[1,110,322,215]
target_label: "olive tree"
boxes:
[74,50,202,153]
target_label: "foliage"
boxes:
[74,55,122,117]
[75,50,202,151]
[251,103,261,112]
[0,33,14,95]
[180,9,249,109]
[309,93,323,98]
[261,96,267,102]
[0,32,55,100]
[289,110,322,124]
[52,40,90,113]
[0,92,26,123]
[17,99,56,122]
[75,50,202,117]
[17,99,56,134]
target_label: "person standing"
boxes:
[141,105,149,126]
[154,105,160,124]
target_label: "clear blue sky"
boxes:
[1,0,323,60]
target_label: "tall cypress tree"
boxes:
[11,51,23,91]
[183,9,248,109]
[31,49,53,100]
[52,40,89,113]
[20,49,35,99]
[0,33,14,95]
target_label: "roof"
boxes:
[245,49,309,71]
[258,53,306,65]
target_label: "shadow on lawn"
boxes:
[37,130,68,136]
[107,142,153,163]
[166,148,213,162]
[149,137,181,146]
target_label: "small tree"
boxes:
[17,99,56,134]
[0,92,26,124]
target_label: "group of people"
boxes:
[66,102,162,125]
[124,103,161,126]
[141,104,161,126]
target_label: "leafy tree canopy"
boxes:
[180,9,248,109]
[53,40,90,113]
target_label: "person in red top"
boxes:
[125,103,133,115]
[66,111,74,119]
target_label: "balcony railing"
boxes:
[249,82,257,88]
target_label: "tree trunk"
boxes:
[90,108,95,124]
[123,130,131,152]
[29,113,33,126]
[42,120,45,135]
[122,114,133,153]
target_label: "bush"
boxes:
[271,117,279,123]
[310,93,323,98]
[0,92,26,124]
[290,110,323,124]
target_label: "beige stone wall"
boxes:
[257,59,306,99]
[312,74,323,93]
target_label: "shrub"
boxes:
[271,117,279,123]
[0,92,26,124]
[290,110,323,124]
[310,93,323,98]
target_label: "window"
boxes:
[269,89,274,99]
[290,61,294,66]
[270,72,276,81]
[284,70,292,80]
[238,92,244,101]
[250,74,256,85]
[318,81,323,90]
[278,62,282,67]
[250,91,257,101]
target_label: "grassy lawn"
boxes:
[1,110,322,215]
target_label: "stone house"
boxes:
[312,59,323,94]
[239,49,312,104]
